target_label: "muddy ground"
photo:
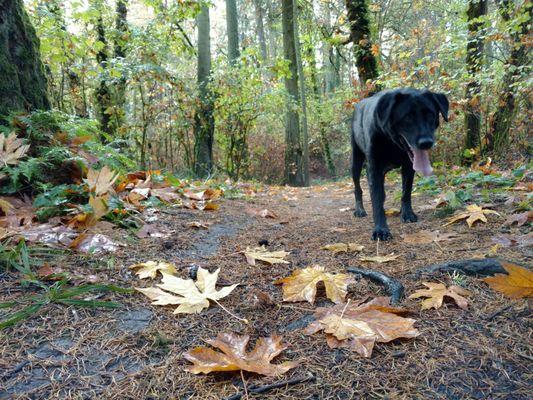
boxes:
[0,178,531,399]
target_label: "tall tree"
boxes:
[113,0,128,135]
[345,0,380,90]
[0,0,50,116]
[226,0,240,64]
[94,1,112,140]
[194,5,214,177]
[486,0,532,153]
[281,0,306,186]
[253,0,268,63]
[463,0,487,152]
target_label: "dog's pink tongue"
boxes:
[412,148,433,176]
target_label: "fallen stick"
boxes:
[414,258,507,278]
[224,374,316,400]
[346,267,404,305]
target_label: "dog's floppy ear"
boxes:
[430,92,449,122]
[375,91,408,133]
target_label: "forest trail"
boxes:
[1,178,530,399]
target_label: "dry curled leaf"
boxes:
[187,221,210,229]
[304,297,419,357]
[136,267,238,314]
[358,253,399,263]
[409,282,470,310]
[244,246,290,266]
[483,262,533,299]
[274,265,354,304]
[129,261,177,279]
[504,211,532,227]
[322,242,364,254]
[443,204,500,228]
[183,188,222,201]
[402,230,459,245]
[85,166,120,196]
[183,332,297,376]
[0,132,30,166]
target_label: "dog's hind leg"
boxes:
[351,144,367,217]
[400,163,418,223]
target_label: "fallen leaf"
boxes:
[443,204,501,227]
[274,265,354,304]
[151,187,181,203]
[129,261,177,279]
[244,246,290,266]
[483,262,533,299]
[70,233,119,254]
[339,207,351,212]
[409,282,470,310]
[491,233,533,248]
[194,201,219,211]
[136,267,238,314]
[402,230,459,245]
[0,132,30,166]
[304,297,419,357]
[37,264,65,281]
[385,208,400,216]
[358,253,400,263]
[85,166,120,196]
[136,223,172,239]
[504,211,532,227]
[0,198,13,215]
[183,332,297,376]
[187,221,210,229]
[183,188,222,201]
[322,242,364,253]
[18,224,77,247]
[247,208,278,218]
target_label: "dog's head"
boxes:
[376,89,449,176]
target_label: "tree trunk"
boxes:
[225,0,240,64]
[253,0,268,63]
[486,0,532,153]
[94,3,112,141]
[193,5,214,177]
[113,0,128,135]
[0,0,50,116]
[345,0,380,90]
[463,0,487,152]
[292,0,309,186]
[282,0,306,186]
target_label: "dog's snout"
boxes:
[417,137,434,150]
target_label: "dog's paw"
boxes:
[372,227,392,241]
[354,208,367,218]
[401,210,418,223]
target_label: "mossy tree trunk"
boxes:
[464,0,487,152]
[113,0,128,136]
[0,0,50,117]
[94,2,112,142]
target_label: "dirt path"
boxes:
[1,179,531,399]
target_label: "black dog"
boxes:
[350,88,449,241]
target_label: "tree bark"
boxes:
[0,0,50,116]
[193,5,214,177]
[463,0,487,152]
[94,2,112,141]
[345,0,380,90]
[253,0,268,63]
[113,0,128,135]
[486,0,532,153]
[225,0,240,65]
[282,0,306,186]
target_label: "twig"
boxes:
[413,258,507,278]
[240,370,249,400]
[346,267,405,304]
[224,374,316,400]
[213,299,249,325]
[485,304,513,321]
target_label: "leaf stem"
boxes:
[214,299,249,325]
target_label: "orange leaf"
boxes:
[483,262,533,299]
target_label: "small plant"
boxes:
[449,271,467,287]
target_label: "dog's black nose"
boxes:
[417,137,434,150]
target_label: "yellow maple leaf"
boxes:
[409,282,470,310]
[443,204,501,228]
[85,166,120,196]
[136,267,238,314]
[129,261,177,279]
[358,253,400,263]
[483,262,533,299]
[244,246,290,266]
[274,265,354,304]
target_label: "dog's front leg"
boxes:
[367,162,392,240]
[400,163,418,222]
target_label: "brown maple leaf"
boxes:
[358,253,399,263]
[504,211,533,227]
[483,262,533,299]
[0,132,30,167]
[244,246,290,266]
[274,265,354,304]
[322,242,364,253]
[408,282,470,310]
[304,297,419,357]
[402,230,459,245]
[184,332,297,376]
[443,204,501,228]
[85,166,120,196]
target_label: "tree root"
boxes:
[413,258,507,278]
[224,374,316,400]
[346,267,405,305]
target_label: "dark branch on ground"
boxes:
[224,374,316,400]
[413,258,507,278]
[346,267,405,304]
